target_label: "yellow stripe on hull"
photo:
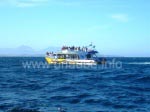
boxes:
[45,57,66,64]
[45,57,98,65]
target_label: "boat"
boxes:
[45,44,106,65]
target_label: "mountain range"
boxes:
[0,45,60,57]
[0,45,120,57]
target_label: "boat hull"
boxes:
[45,57,97,65]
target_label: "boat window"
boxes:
[55,54,79,59]
[86,54,92,59]
[93,54,97,58]
[66,54,79,59]
[57,54,66,59]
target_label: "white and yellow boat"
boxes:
[45,44,106,65]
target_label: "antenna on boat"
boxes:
[88,42,96,51]
[89,42,93,46]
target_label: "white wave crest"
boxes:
[125,62,150,65]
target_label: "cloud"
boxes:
[53,1,80,6]
[111,14,129,22]
[16,2,37,7]
[0,0,91,7]
[0,0,49,7]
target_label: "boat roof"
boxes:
[55,50,79,55]
[54,49,99,55]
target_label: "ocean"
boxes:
[0,57,150,112]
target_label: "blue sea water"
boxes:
[0,57,150,112]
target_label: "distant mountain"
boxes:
[38,46,60,54]
[0,45,60,57]
[0,46,123,57]
[17,45,34,52]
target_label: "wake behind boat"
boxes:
[45,44,106,65]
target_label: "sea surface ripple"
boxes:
[0,57,150,112]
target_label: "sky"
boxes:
[0,0,150,57]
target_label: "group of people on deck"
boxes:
[62,46,88,52]
[46,52,54,56]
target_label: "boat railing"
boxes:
[61,46,88,52]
